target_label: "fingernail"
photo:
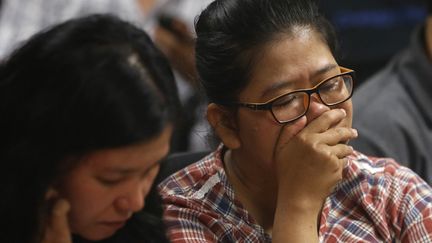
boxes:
[340,109,346,116]
[352,128,358,137]
[44,187,59,200]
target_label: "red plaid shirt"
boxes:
[158,145,432,242]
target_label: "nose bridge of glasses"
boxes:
[302,85,323,105]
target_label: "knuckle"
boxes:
[322,110,336,121]
[346,145,354,155]
[311,141,323,153]
[334,127,344,137]
[295,132,309,145]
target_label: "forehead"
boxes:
[242,28,337,101]
[76,126,172,173]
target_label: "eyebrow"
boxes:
[261,64,339,99]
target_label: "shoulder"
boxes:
[338,152,432,239]
[158,149,223,196]
[351,68,419,159]
[340,151,432,215]
[157,147,261,242]
[351,40,418,115]
[322,152,432,241]
[158,146,233,215]
[343,151,428,189]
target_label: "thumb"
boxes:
[52,199,70,225]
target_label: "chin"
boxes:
[76,227,119,241]
[79,232,116,242]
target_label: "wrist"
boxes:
[276,186,325,215]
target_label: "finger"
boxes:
[44,199,71,243]
[44,187,60,218]
[318,155,346,194]
[305,109,347,133]
[320,127,358,145]
[275,116,307,152]
[52,199,70,225]
[45,187,59,200]
[327,143,354,160]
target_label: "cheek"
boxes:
[142,166,160,198]
[238,110,278,140]
[148,165,160,185]
[68,197,105,229]
[237,111,282,166]
[60,179,115,231]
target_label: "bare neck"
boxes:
[223,150,278,232]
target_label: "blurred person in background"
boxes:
[0,14,179,243]
[0,0,151,59]
[0,0,215,152]
[153,0,214,152]
[351,1,432,184]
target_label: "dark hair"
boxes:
[429,0,432,14]
[195,0,338,104]
[0,14,179,243]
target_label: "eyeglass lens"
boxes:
[272,74,353,123]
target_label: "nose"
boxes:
[115,184,148,214]
[305,94,330,123]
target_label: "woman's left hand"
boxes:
[42,190,72,243]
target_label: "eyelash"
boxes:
[97,177,125,186]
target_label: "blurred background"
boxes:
[319,0,428,84]
[0,0,429,153]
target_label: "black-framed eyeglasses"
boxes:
[220,66,355,124]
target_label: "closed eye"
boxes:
[97,175,127,186]
[319,78,341,92]
[273,93,303,108]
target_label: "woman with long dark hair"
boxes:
[0,14,179,243]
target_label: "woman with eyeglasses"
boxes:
[158,0,432,242]
[0,15,179,243]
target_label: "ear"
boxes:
[207,103,241,149]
